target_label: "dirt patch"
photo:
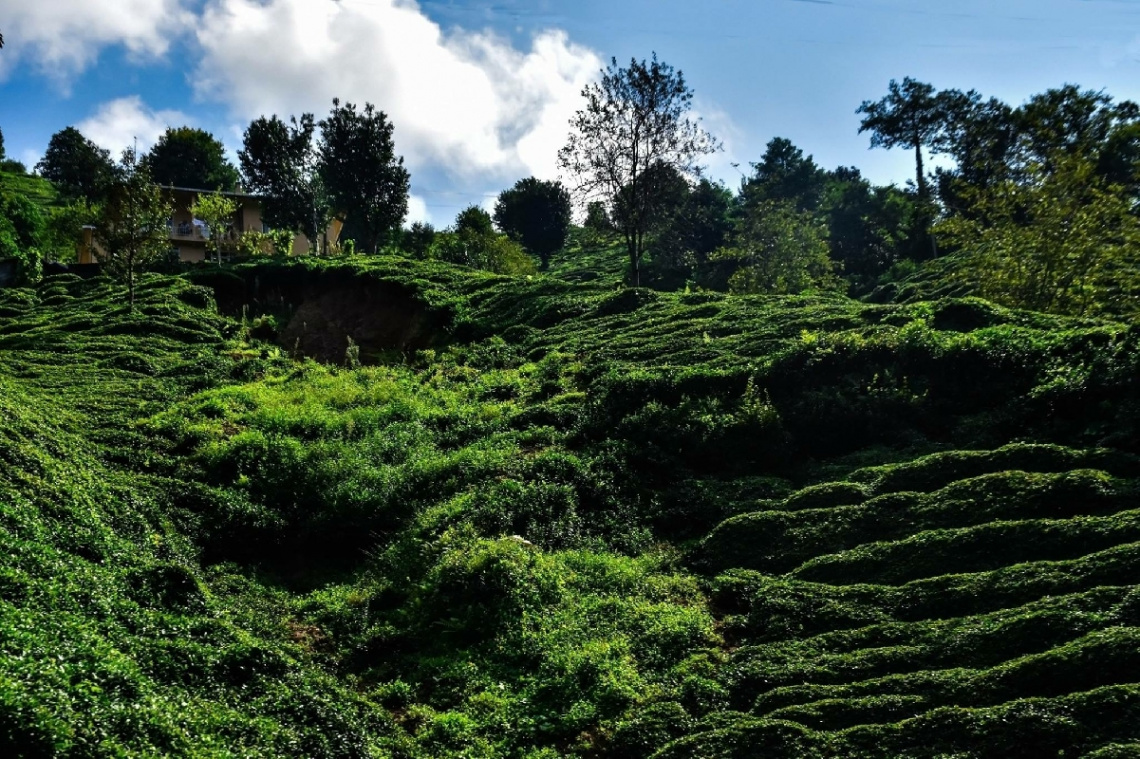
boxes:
[191,265,450,364]
[278,281,438,364]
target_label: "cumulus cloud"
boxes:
[0,0,191,82]
[406,195,432,226]
[78,96,192,156]
[191,0,601,183]
[693,98,747,188]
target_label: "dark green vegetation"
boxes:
[2,250,1139,757]
[4,68,1140,756]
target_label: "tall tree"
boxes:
[239,114,329,245]
[739,137,827,212]
[317,99,409,254]
[143,127,240,191]
[857,78,948,200]
[558,53,720,285]
[936,92,1018,213]
[36,127,115,205]
[1017,86,1140,194]
[96,149,173,310]
[493,177,572,269]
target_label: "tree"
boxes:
[455,205,494,237]
[433,205,536,275]
[317,99,409,254]
[96,149,173,310]
[558,53,720,285]
[704,200,839,295]
[239,114,330,245]
[822,168,917,279]
[857,78,949,200]
[189,191,238,265]
[36,127,115,205]
[584,201,612,234]
[651,177,731,277]
[935,92,1018,214]
[404,221,436,259]
[143,127,240,191]
[493,177,572,269]
[935,153,1140,317]
[739,137,827,212]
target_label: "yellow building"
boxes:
[165,187,342,263]
[78,187,343,264]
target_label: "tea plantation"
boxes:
[1,257,1138,757]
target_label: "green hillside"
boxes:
[0,169,59,211]
[1,255,1138,757]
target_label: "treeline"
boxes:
[2,65,1139,317]
[545,64,1140,314]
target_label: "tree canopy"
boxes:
[739,137,828,213]
[857,78,947,200]
[936,153,1140,316]
[558,53,719,285]
[318,99,409,254]
[239,114,328,245]
[493,177,572,269]
[143,127,240,192]
[36,127,115,205]
[189,191,239,265]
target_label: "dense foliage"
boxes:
[3,71,1140,757]
[35,126,115,206]
[142,127,241,192]
[493,177,572,269]
[0,247,1137,756]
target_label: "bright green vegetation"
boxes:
[0,170,60,210]
[1,254,1139,757]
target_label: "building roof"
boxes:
[162,186,263,201]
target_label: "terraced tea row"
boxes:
[688,442,1140,757]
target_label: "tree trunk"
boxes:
[913,128,939,258]
[128,259,136,311]
[625,233,639,287]
[914,135,927,199]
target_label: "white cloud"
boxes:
[405,194,432,227]
[0,0,191,82]
[694,98,747,189]
[191,0,601,183]
[78,96,192,156]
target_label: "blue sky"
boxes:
[1,0,1138,225]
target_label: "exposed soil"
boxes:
[277,281,438,364]
[197,266,447,364]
